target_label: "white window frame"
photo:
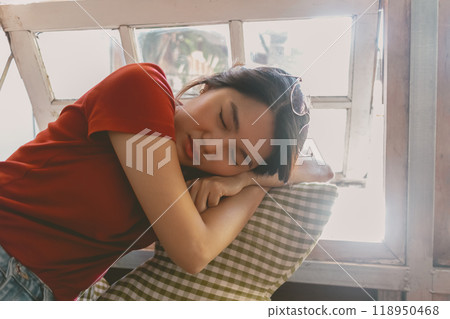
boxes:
[0,0,445,300]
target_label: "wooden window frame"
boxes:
[1,0,447,299]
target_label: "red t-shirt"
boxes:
[0,63,176,300]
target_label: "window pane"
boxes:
[322,80,386,243]
[135,25,231,95]
[37,29,125,99]
[0,30,35,160]
[243,17,352,96]
[322,185,385,243]
[306,109,346,173]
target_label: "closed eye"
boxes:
[220,109,227,129]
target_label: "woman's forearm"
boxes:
[192,184,268,272]
[181,157,333,272]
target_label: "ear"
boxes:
[200,84,210,94]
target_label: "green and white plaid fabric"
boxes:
[95,183,337,301]
[78,277,110,301]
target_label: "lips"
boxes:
[185,135,193,160]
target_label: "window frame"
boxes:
[0,0,399,287]
[1,0,446,299]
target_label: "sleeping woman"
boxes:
[0,63,332,300]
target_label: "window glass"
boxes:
[306,109,346,173]
[0,29,36,160]
[322,183,385,242]
[322,79,386,242]
[37,29,125,99]
[243,17,353,96]
[135,25,231,95]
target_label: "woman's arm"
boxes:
[108,131,267,274]
[185,156,334,211]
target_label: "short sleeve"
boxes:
[82,63,176,140]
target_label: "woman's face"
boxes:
[174,87,275,176]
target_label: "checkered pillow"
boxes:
[95,183,337,300]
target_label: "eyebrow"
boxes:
[231,101,239,132]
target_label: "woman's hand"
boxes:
[187,174,250,213]
[186,155,334,213]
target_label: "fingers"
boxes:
[195,181,220,213]
[188,179,207,213]
[194,185,208,213]
[188,178,222,213]
[206,189,221,208]
[187,175,249,213]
